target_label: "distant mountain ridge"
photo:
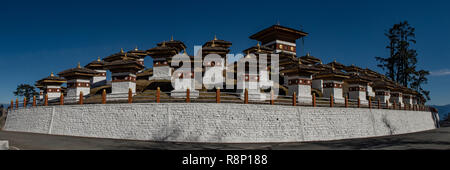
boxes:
[431,104,450,121]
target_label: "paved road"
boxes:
[1,127,450,150]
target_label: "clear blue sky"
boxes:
[0,0,449,105]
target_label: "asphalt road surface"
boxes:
[1,127,450,150]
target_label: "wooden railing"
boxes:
[8,88,432,112]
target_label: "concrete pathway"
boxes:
[0,127,449,150]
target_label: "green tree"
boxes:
[375,21,430,101]
[13,84,38,105]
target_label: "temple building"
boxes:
[30,24,426,108]
[249,25,308,89]
[127,47,148,72]
[390,84,405,107]
[314,65,350,104]
[34,82,44,102]
[105,55,144,96]
[242,42,275,90]
[237,52,266,100]
[58,63,97,102]
[343,65,373,104]
[36,72,66,101]
[85,57,108,88]
[147,41,180,81]
[201,36,232,89]
[299,53,323,65]
[249,25,307,55]
[104,48,141,63]
[281,59,321,103]
[373,79,394,104]
[345,73,372,104]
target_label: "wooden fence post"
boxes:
[102,89,106,104]
[330,95,334,108]
[312,95,316,107]
[292,92,297,106]
[11,100,14,110]
[244,88,248,104]
[16,98,19,109]
[128,88,133,104]
[377,99,380,109]
[33,96,36,107]
[79,91,84,105]
[216,88,220,103]
[270,90,274,105]
[60,93,64,105]
[156,87,160,103]
[44,94,48,106]
[345,96,348,108]
[357,98,361,108]
[23,97,27,108]
[186,88,190,103]
[368,97,372,109]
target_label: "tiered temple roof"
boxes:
[103,48,140,62]
[105,59,145,71]
[202,36,231,57]
[345,72,372,85]
[156,36,186,53]
[127,47,148,59]
[203,35,232,49]
[327,60,346,70]
[37,72,67,85]
[85,57,107,70]
[146,41,179,58]
[58,63,98,79]
[299,53,322,65]
[250,25,308,44]
[281,59,322,76]
[314,65,350,80]
[243,42,273,55]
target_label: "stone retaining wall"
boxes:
[4,103,437,143]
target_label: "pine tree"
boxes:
[375,21,430,102]
[13,84,38,105]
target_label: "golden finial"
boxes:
[211,40,216,47]
[51,72,54,77]
[97,56,101,62]
[124,53,128,60]
[257,42,261,52]
[134,46,139,51]
[334,59,336,63]
[214,35,218,41]
[306,52,310,56]
[298,59,302,65]
[77,62,81,68]
[171,35,174,41]
[162,41,166,47]
[183,47,187,55]
[120,48,124,53]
